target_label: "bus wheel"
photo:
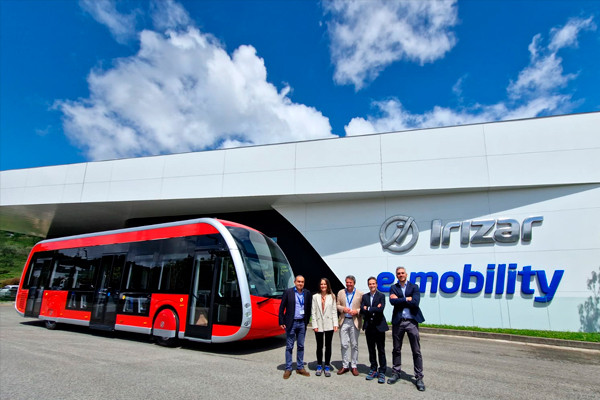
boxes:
[45,320,57,330]
[152,308,179,347]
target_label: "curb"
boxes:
[419,327,600,351]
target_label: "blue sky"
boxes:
[1,0,599,171]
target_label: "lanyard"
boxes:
[345,289,355,307]
[294,287,304,307]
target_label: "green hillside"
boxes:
[0,231,41,286]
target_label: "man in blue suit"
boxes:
[279,275,312,379]
[360,276,388,384]
[387,266,426,391]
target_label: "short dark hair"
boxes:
[367,276,377,284]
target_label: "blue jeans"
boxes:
[285,320,306,370]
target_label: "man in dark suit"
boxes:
[279,275,312,379]
[387,266,426,391]
[360,276,388,384]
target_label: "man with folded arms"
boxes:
[387,266,426,391]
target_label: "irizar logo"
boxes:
[430,216,543,246]
[380,215,544,253]
[379,215,419,253]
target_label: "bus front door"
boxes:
[90,254,125,330]
[24,257,53,318]
[185,251,218,340]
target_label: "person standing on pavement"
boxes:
[279,275,312,379]
[336,275,363,376]
[360,276,388,384]
[311,278,338,377]
[387,266,426,391]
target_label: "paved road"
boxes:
[1,304,598,400]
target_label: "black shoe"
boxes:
[387,373,400,384]
[416,378,425,391]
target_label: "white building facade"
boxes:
[2,112,599,332]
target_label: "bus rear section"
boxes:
[15,218,295,344]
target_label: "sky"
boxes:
[1,0,599,171]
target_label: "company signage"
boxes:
[376,264,564,303]
[380,215,544,252]
[378,215,564,304]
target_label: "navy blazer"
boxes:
[279,287,312,333]
[360,290,389,332]
[389,281,425,325]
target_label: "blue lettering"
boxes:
[485,264,495,294]
[410,271,439,293]
[518,265,536,295]
[376,263,563,304]
[377,272,395,293]
[462,264,484,294]
[495,264,506,294]
[535,269,564,303]
[440,271,460,293]
[506,263,517,294]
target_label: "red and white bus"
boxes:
[15,218,294,344]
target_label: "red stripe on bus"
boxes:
[32,223,219,252]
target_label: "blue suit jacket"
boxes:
[279,287,312,333]
[360,290,389,332]
[389,281,425,324]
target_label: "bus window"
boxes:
[23,254,53,317]
[50,248,83,290]
[227,227,294,298]
[213,255,242,326]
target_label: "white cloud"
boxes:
[324,0,458,90]
[79,0,137,44]
[548,16,595,52]
[57,26,333,161]
[346,16,594,136]
[150,0,192,31]
[507,17,596,100]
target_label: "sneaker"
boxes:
[316,365,322,376]
[324,365,331,377]
[378,373,386,384]
[365,369,378,381]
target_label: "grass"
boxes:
[0,230,41,286]
[421,323,600,342]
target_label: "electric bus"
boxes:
[15,218,294,344]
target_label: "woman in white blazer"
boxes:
[311,278,339,377]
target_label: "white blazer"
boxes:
[311,293,338,332]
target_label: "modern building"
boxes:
[2,112,599,332]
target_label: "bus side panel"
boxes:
[38,291,93,324]
[150,294,189,333]
[16,289,28,314]
[116,315,152,331]
[242,297,285,340]
[212,325,241,337]
[39,290,68,319]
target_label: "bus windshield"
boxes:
[226,227,294,298]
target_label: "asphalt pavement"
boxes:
[1,303,598,400]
